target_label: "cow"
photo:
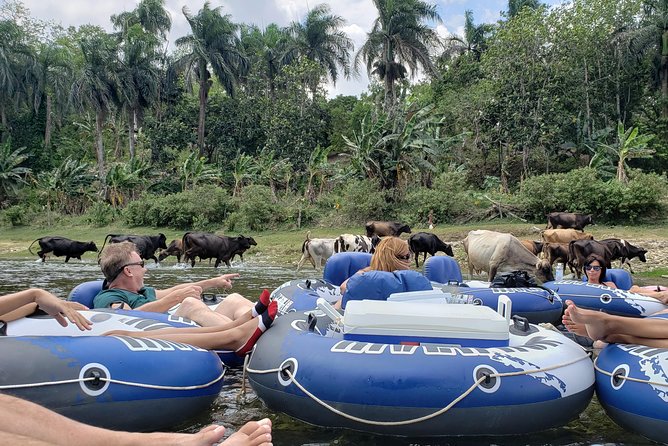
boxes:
[546,212,594,231]
[542,242,576,274]
[408,232,454,268]
[100,233,167,264]
[541,228,594,244]
[181,232,252,268]
[230,236,257,262]
[365,221,412,238]
[297,231,336,271]
[463,230,554,282]
[334,234,373,253]
[28,236,98,263]
[158,239,183,263]
[520,240,544,256]
[570,238,647,277]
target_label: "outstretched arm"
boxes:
[0,288,91,330]
[155,274,240,299]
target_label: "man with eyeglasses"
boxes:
[93,242,266,327]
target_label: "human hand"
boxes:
[214,273,239,289]
[176,285,203,302]
[34,290,92,331]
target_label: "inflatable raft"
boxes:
[247,296,594,436]
[1,310,225,432]
[542,280,668,317]
[594,314,668,443]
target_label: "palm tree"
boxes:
[619,0,668,118]
[231,152,254,197]
[70,30,120,183]
[173,2,248,157]
[240,23,289,94]
[0,20,35,142]
[444,10,494,61]
[284,4,354,95]
[507,0,542,18]
[0,141,30,203]
[356,0,442,112]
[112,0,171,160]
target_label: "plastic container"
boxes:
[555,263,564,281]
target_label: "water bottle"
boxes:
[555,263,564,281]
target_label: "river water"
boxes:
[0,258,657,446]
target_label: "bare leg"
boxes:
[214,293,255,321]
[173,297,235,327]
[0,393,231,446]
[566,300,668,342]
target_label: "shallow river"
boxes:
[0,258,657,446]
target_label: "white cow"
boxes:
[333,234,373,253]
[463,230,554,282]
[297,231,336,271]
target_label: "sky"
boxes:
[19,0,565,98]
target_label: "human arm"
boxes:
[136,285,204,312]
[0,288,91,330]
[155,274,239,299]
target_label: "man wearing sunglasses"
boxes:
[93,242,262,327]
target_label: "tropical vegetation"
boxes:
[0,0,666,232]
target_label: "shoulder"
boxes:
[92,288,135,308]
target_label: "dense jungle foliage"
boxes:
[0,0,667,232]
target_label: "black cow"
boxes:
[365,221,412,238]
[101,233,167,264]
[568,238,647,277]
[408,232,454,268]
[158,239,183,263]
[28,236,98,263]
[231,236,257,262]
[546,212,594,231]
[182,232,252,268]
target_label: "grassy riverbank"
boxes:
[2,219,668,281]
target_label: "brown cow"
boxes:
[520,240,544,256]
[463,230,554,282]
[542,242,576,274]
[541,229,594,244]
[365,221,411,238]
[546,212,594,231]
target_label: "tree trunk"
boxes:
[662,30,668,119]
[0,104,7,143]
[95,111,106,188]
[584,58,592,140]
[44,94,52,149]
[197,64,210,158]
[128,108,136,161]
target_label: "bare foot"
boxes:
[562,305,589,337]
[565,300,611,341]
[139,424,226,445]
[222,418,272,446]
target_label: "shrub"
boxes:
[123,185,233,229]
[337,179,390,223]
[2,204,28,226]
[84,201,117,227]
[235,185,276,231]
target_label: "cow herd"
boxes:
[26,212,649,282]
[28,232,257,268]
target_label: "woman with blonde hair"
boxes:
[335,236,411,308]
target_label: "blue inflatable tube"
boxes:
[594,314,668,443]
[0,334,225,432]
[247,310,594,436]
[542,280,668,317]
[436,284,563,325]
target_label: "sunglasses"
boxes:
[396,254,411,260]
[585,265,601,271]
[108,260,145,282]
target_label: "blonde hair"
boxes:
[100,241,138,281]
[369,236,411,272]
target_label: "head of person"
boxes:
[369,236,411,272]
[584,254,607,284]
[100,241,145,289]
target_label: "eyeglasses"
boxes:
[585,265,601,271]
[107,260,145,282]
[396,254,411,260]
